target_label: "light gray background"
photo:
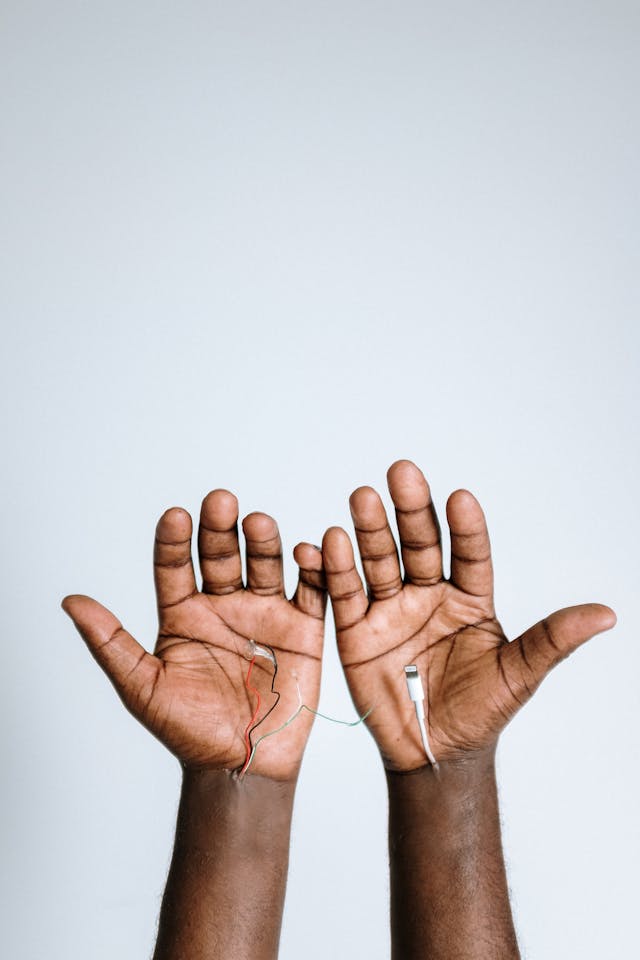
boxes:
[1,2,638,958]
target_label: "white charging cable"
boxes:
[404,665,439,770]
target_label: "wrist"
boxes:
[154,763,297,960]
[386,746,497,806]
[182,763,299,791]
[179,767,297,854]
[386,744,519,960]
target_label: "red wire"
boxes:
[240,657,261,776]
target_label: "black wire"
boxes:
[247,643,281,754]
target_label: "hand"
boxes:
[322,460,616,771]
[63,490,326,781]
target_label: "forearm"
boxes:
[153,768,296,960]
[387,749,519,960]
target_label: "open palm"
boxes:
[322,460,615,771]
[63,489,326,781]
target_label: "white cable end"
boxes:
[404,664,425,702]
[404,664,438,769]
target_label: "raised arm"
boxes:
[63,489,326,960]
[322,460,615,960]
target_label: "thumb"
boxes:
[504,602,617,689]
[62,594,159,709]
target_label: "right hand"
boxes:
[63,488,326,781]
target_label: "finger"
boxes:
[292,542,327,620]
[198,489,243,595]
[349,486,403,601]
[322,526,368,633]
[502,603,617,692]
[387,459,443,585]
[446,490,493,598]
[62,594,160,707]
[154,508,198,611]
[242,512,285,596]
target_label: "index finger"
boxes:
[154,508,198,612]
[446,489,494,599]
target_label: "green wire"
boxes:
[243,702,373,775]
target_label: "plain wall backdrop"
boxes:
[1,2,638,958]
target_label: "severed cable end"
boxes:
[244,639,276,665]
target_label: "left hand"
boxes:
[322,459,616,771]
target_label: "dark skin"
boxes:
[62,467,615,959]
[63,489,326,960]
[322,459,616,960]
